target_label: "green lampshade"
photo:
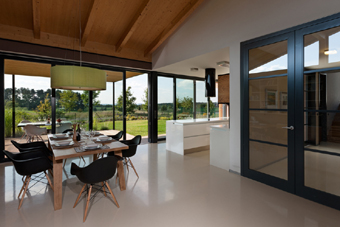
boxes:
[51,65,106,90]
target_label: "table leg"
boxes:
[114,151,126,191]
[53,158,63,210]
[117,160,126,191]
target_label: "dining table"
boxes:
[47,134,129,211]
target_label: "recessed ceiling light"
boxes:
[190,68,199,71]
[216,61,230,67]
[324,50,337,55]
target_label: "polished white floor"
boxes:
[1,142,340,226]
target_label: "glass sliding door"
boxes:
[242,32,295,192]
[196,80,207,118]
[295,19,340,209]
[176,78,193,119]
[93,82,113,132]
[158,76,174,137]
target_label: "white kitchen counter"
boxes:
[166,117,229,155]
[210,124,230,171]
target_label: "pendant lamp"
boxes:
[50,0,106,91]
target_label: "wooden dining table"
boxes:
[47,134,129,211]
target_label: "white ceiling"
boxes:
[153,47,230,78]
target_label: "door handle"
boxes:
[282,126,294,130]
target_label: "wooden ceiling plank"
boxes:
[115,0,151,53]
[81,0,101,47]
[144,0,205,56]
[32,0,41,39]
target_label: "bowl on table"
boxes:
[97,136,111,142]
[53,133,68,138]
[55,141,71,147]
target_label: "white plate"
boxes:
[54,134,68,138]
[55,141,72,146]
[97,136,111,141]
[85,144,101,150]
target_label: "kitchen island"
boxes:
[166,117,229,155]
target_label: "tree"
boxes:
[142,88,148,111]
[116,86,137,114]
[36,93,51,119]
[181,96,193,112]
[81,90,101,107]
[59,90,79,112]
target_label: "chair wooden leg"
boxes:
[48,169,53,178]
[83,185,92,222]
[44,171,54,191]
[101,182,107,197]
[105,182,119,208]
[115,175,118,184]
[80,156,86,164]
[18,176,28,198]
[125,158,129,173]
[18,176,31,209]
[128,158,139,178]
[73,184,86,208]
[63,159,67,168]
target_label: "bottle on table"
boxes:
[76,124,81,141]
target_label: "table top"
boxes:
[17,121,72,127]
[48,134,129,160]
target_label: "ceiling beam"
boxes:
[32,0,41,39]
[116,0,151,53]
[81,0,101,47]
[144,0,205,56]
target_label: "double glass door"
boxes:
[242,17,340,209]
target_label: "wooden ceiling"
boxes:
[4,59,143,82]
[0,0,205,63]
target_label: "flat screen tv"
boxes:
[205,68,216,97]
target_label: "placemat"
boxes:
[52,143,79,149]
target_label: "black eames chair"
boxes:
[71,156,120,222]
[11,140,53,158]
[3,150,54,209]
[108,135,141,178]
[108,131,123,140]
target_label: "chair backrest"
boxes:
[122,135,141,158]
[11,140,48,152]
[109,131,123,140]
[24,125,47,135]
[3,150,52,176]
[71,157,119,184]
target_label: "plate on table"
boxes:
[53,134,68,139]
[84,144,102,150]
[97,136,112,142]
[55,141,73,147]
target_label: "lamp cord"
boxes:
[79,0,82,67]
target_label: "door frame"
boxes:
[294,17,340,210]
[241,31,296,193]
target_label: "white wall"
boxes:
[153,0,340,173]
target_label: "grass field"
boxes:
[96,120,167,136]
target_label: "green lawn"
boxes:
[96,120,167,136]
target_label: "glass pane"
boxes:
[196,80,207,119]
[93,82,113,132]
[304,25,340,70]
[209,81,219,117]
[305,151,340,196]
[249,76,287,109]
[249,141,288,180]
[126,73,148,137]
[158,76,173,136]
[249,111,287,145]
[4,74,12,139]
[56,89,87,130]
[176,78,193,120]
[249,41,288,78]
[114,80,123,131]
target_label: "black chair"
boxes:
[11,140,53,158]
[3,150,54,209]
[108,131,123,140]
[62,129,73,133]
[71,156,120,222]
[108,135,141,178]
